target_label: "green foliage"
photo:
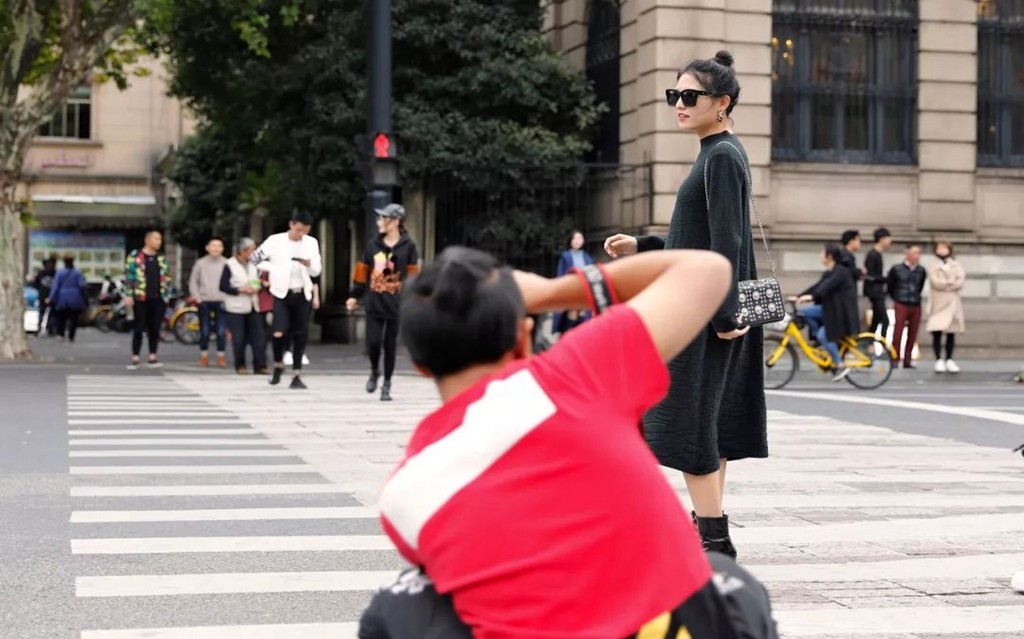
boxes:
[157,0,604,260]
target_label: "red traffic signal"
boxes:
[373,132,392,159]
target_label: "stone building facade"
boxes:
[19,59,194,285]
[544,0,1024,357]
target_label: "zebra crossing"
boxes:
[68,374,407,639]
[66,373,1024,638]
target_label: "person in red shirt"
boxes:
[361,246,777,639]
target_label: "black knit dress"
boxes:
[636,131,768,475]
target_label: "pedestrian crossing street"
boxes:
[67,373,1024,638]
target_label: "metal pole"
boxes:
[366,0,393,241]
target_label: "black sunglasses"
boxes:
[665,89,713,107]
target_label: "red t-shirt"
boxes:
[378,305,711,638]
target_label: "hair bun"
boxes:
[714,50,735,68]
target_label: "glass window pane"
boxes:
[844,94,869,150]
[811,92,836,150]
[773,88,799,151]
[65,104,77,138]
[78,104,91,139]
[1011,102,1024,155]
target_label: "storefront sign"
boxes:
[40,152,91,168]
[29,230,126,282]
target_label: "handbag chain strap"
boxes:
[703,140,777,278]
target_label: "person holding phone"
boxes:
[250,211,322,388]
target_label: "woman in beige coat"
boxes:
[926,239,966,374]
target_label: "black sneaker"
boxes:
[290,376,307,390]
[270,367,283,385]
[380,380,392,402]
[366,371,380,394]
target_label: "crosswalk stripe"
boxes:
[69,419,241,425]
[68,412,234,417]
[70,507,377,522]
[70,484,349,497]
[70,429,258,436]
[69,464,317,475]
[80,622,359,639]
[721,492,1024,510]
[70,439,289,446]
[69,450,300,458]
[775,605,1024,636]
[76,570,395,597]
[749,552,1024,583]
[731,512,1024,544]
[71,535,394,554]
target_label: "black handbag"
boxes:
[704,141,784,328]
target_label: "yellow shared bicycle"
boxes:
[763,299,897,390]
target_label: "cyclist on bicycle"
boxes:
[796,243,860,382]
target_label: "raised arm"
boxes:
[518,249,731,362]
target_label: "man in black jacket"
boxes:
[839,230,863,287]
[887,243,927,369]
[864,228,893,338]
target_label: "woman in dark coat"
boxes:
[797,244,860,381]
[49,255,89,342]
[603,50,766,558]
[552,230,594,334]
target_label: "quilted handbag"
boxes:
[704,141,785,328]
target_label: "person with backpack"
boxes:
[346,204,420,402]
[49,255,89,342]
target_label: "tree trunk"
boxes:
[0,182,30,360]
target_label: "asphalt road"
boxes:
[1,329,1022,637]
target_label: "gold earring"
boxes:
[717,111,725,123]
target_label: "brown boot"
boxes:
[216,353,227,368]
[199,352,209,367]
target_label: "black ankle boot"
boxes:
[380,379,392,402]
[692,511,738,560]
[366,370,379,393]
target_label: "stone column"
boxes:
[917,1,978,232]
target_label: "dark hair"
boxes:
[62,254,75,269]
[208,236,225,246]
[290,210,313,226]
[934,238,954,256]
[678,50,740,115]
[840,230,860,246]
[873,227,892,242]
[400,246,525,378]
[145,228,163,237]
[906,242,922,251]
[568,229,584,247]
[823,243,843,263]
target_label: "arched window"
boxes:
[771,0,917,164]
[978,0,1024,167]
[586,0,621,164]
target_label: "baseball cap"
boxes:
[375,203,406,220]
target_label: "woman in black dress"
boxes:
[603,50,767,558]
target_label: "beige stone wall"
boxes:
[22,57,193,198]
[543,1,1024,354]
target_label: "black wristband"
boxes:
[571,264,617,316]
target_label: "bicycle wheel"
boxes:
[842,334,894,390]
[93,307,113,333]
[763,332,798,390]
[173,309,201,345]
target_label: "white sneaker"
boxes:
[945,359,961,374]
[282,351,310,367]
[934,359,947,373]
[1012,571,1024,593]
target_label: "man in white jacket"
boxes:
[250,211,322,388]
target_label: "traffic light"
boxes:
[369,131,399,187]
